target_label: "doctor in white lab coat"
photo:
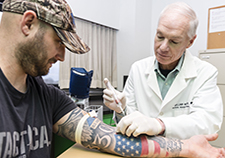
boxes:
[103,2,223,139]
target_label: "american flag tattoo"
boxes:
[114,134,149,157]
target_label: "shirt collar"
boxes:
[154,51,185,74]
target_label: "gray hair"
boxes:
[159,2,199,39]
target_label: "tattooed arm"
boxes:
[53,107,225,157]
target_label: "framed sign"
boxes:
[207,5,225,49]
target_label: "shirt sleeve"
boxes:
[35,76,77,125]
[50,86,77,124]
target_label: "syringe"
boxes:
[104,78,125,115]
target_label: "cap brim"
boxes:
[53,27,90,54]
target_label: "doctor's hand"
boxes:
[116,111,165,137]
[103,78,126,114]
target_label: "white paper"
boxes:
[209,7,225,33]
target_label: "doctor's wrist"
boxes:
[157,118,165,135]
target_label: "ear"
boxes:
[20,10,37,36]
[186,35,197,48]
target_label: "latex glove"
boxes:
[116,111,163,137]
[103,78,126,113]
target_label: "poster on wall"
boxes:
[207,5,225,49]
[209,7,225,33]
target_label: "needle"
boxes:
[104,78,125,115]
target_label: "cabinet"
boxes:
[199,49,225,147]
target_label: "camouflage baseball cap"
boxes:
[2,0,90,54]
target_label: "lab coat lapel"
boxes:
[163,70,187,106]
[162,51,197,106]
[146,59,162,100]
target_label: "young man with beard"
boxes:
[0,0,224,157]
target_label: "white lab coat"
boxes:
[123,50,223,139]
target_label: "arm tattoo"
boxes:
[56,107,85,141]
[150,136,183,157]
[56,107,184,157]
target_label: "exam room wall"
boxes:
[1,0,219,90]
[117,0,225,91]
[67,0,153,90]
[66,0,225,91]
[1,1,224,91]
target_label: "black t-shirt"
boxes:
[0,69,76,158]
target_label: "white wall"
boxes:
[117,0,152,90]
[1,1,224,89]
[67,0,120,29]
[117,0,225,90]
[66,0,225,90]
[150,0,225,57]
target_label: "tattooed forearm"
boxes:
[149,136,183,157]
[80,117,147,157]
[81,117,116,151]
[56,108,185,157]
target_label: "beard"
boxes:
[15,29,56,77]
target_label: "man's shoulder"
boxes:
[29,75,61,94]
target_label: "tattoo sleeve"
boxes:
[56,107,184,157]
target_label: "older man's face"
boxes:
[154,11,195,70]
